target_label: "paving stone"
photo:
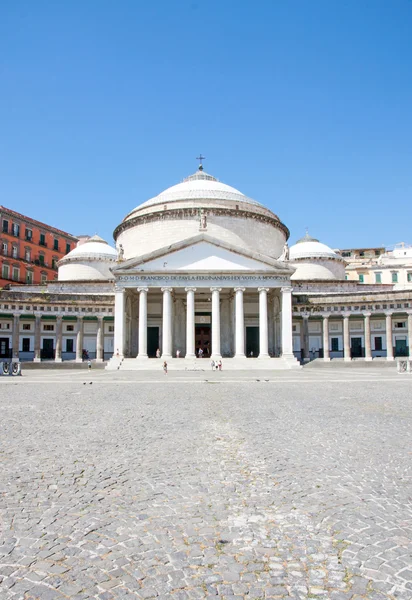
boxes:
[1,372,411,599]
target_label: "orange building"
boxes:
[0,206,78,287]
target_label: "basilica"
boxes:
[1,165,411,368]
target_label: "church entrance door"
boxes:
[246,327,259,357]
[195,326,211,358]
[147,327,159,358]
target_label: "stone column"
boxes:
[12,313,20,359]
[114,288,125,357]
[161,287,173,358]
[258,288,269,358]
[343,314,351,361]
[75,316,84,363]
[55,315,63,362]
[34,314,41,362]
[96,316,104,362]
[211,287,222,358]
[234,287,245,357]
[385,312,394,361]
[281,286,294,357]
[364,312,372,361]
[323,315,330,361]
[137,287,149,358]
[408,312,412,359]
[185,287,196,358]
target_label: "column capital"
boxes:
[363,312,372,318]
[114,286,125,293]
[342,312,350,319]
[185,287,197,293]
[258,287,269,293]
[13,312,20,318]
[321,313,330,320]
[384,311,393,317]
[137,287,149,293]
[56,314,63,322]
[161,287,173,293]
[210,287,222,293]
[77,314,84,321]
[234,287,245,293]
[281,286,293,293]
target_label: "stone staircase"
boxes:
[106,356,301,371]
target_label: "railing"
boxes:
[397,359,412,374]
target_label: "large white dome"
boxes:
[124,170,264,219]
[115,168,289,260]
[58,235,117,281]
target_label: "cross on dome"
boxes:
[196,154,206,171]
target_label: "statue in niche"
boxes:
[199,209,207,230]
[279,242,289,261]
[117,243,124,261]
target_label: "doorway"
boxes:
[0,338,10,358]
[246,327,259,357]
[41,339,54,360]
[395,338,407,357]
[350,337,362,358]
[147,327,159,358]
[195,326,211,357]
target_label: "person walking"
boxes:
[218,359,222,371]
[163,361,168,374]
[87,359,92,371]
[211,359,215,371]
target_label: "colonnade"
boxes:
[114,286,294,359]
[9,314,105,363]
[320,311,412,361]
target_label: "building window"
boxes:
[22,323,31,330]
[359,274,364,283]
[26,271,33,284]
[12,223,20,237]
[2,264,9,279]
[22,338,30,352]
[66,324,74,332]
[391,272,398,283]
[66,339,74,353]
[375,272,382,284]
[39,233,46,246]
[40,273,47,283]
[65,243,71,254]
[12,246,18,258]
[2,242,7,256]
[12,267,19,281]
[345,275,348,280]
[53,239,59,251]
[342,251,351,257]
[331,338,339,352]
[25,228,33,241]
[25,249,31,262]
[395,322,406,329]
[43,324,54,331]
[2,219,9,233]
[359,251,365,257]
[375,337,383,351]
[375,249,381,256]
[39,254,45,266]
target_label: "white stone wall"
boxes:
[117,214,286,260]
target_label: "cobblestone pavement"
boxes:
[1,371,411,599]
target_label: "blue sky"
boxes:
[1,0,411,250]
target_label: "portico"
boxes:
[108,235,299,368]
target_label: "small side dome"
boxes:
[58,235,117,281]
[289,232,346,281]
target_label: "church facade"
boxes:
[0,166,411,367]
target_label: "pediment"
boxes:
[112,234,294,274]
